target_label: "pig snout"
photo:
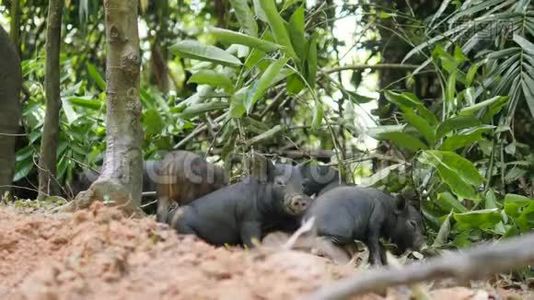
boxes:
[413,234,425,250]
[284,194,311,215]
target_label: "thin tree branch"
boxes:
[305,233,534,300]
[321,64,420,74]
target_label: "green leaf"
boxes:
[484,189,498,209]
[252,0,268,22]
[244,48,268,70]
[513,33,534,55]
[246,57,288,113]
[67,96,103,110]
[143,109,165,136]
[14,158,34,183]
[419,150,483,200]
[228,0,258,36]
[402,110,435,145]
[342,90,375,104]
[230,87,248,118]
[181,101,229,118]
[170,40,242,67]
[287,6,306,60]
[286,74,305,95]
[437,192,468,213]
[16,145,33,162]
[306,34,317,89]
[458,96,508,121]
[435,115,481,140]
[188,70,234,93]
[312,99,323,130]
[259,0,297,59]
[432,211,452,248]
[245,124,283,145]
[86,62,106,91]
[440,126,491,151]
[373,131,428,152]
[384,91,438,125]
[521,71,534,118]
[503,194,534,232]
[466,63,480,86]
[61,97,79,124]
[445,71,457,103]
[453,209,502,230]
[504,194,534,217]
[209,27,281,52]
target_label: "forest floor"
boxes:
[0,201,532,300]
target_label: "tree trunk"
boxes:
[37,0,63,200]
[10,0,21,55]
[64,0,144,214]
[149,1,170,93]
[0,26,22,200]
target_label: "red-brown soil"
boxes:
[0,202,529,300]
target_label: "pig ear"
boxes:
[264,159,277,181]
[394,194,407,212]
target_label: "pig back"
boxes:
[156,151,227,206]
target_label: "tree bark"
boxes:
[10,0,21,54]
[38,0,63,199]
[0,26,22,200]
[65,0,144,213]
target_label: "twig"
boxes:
[140,198,157,208]
[321,64,420,74]
[173,113,227,149]
[305,233,534,300]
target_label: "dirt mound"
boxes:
[0,202,527,300]
[0,202,357,300]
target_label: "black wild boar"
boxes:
[156,151,227,222]
[299,163,341,196]
[307,186,424,265]
[168,162,312,247]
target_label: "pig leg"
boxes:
[366,226,384,266]
[379,244,387,265]
[156,196,171,223]
[240,221,262,248]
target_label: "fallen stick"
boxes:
[305,233,534,300]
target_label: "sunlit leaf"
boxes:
[435,115,481,140]
[246,57,288,113]
[440,126,492,151]
[229,0,258,36]
[372,131,427,152]
[384,91,438,125]
[143,109,165,135]
[453,209,502,230]
[437,192,468,213]
[170,40,242,67]
[188,70,234,93]
[209,27,281,52]
[67,96,102,110]
[181,101,229,118]
[402,110,435,145]
[432,211,452,248]
[86,63,106,91]
[419,150,483,200]
[287,6,306,61]
[312,99,323,130]
[259,0,297,59]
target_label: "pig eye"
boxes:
[274,178,286,186]
[408,220,417,228]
